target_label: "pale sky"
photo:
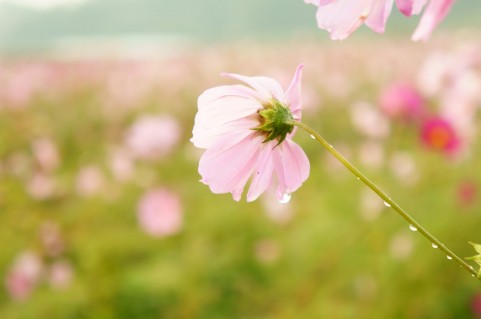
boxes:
[0,0,89,10]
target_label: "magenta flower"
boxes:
[304,0,454,41]
[191,65,310,202]
[420,117,460,154]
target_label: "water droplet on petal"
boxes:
[446,255,453,260]
[279,193,291,204]
[383,201,391,207]
[431,243,438,249]
[409,224,417,232]
[310,134,315,139]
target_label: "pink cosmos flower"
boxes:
[304,0,454,41]
[191,65,310,202]
[420,117,460,154]
[379,83,425,122]
[137,189,183,237]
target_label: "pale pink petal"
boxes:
[199,131,262,201]
[411,0,454,41]
[284,64,304,117]
[192,85,262,148]
[272,139,310,199]
[222,73,285,102]
[305,0,336,4]
[247,144,275,202]
[192,117,258,149]
[365,0,394,33]
[313,0,373,40]
[412,0,428,14]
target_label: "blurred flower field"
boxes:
[1,35,481,318]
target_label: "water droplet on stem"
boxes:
[409,224,417,232]
[431,243,438,249]
[383,201,391,207]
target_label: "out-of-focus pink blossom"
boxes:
[32,138,60,173]
[457,181,477,208]
[389,152,419,185]
[76,165,105,197]
[48,261,73,290]
[254,240,281,264]
[358,141,385,169]
[26,173,56,200]
[137,189,183,237]
[472,292,481,318]
[379,83,425,122]
[40,221,65,257]
[390,232,414,261]
[304,0,454,41]
[5,252,43,301]
[125,115,181,160]
[191,64,310,202]
[420,117,460,155]
[351,102,390,139]
[109,149,135,182]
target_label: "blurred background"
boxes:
[1,0,481,318]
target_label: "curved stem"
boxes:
[291,120,479,280]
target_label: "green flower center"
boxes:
[253,99,294,146]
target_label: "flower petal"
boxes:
[192,84,261,148]
[285,64,304,118]
[222,73,285,102]
[313,0,373,40]
[365,0,394,33]
[247,144,275,202]
[272,139,310,199]
[199,131,261,201]
[411,0,454,41]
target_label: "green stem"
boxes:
[291,120,479,280]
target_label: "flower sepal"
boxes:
[253,99,294,146]
[466,242,481,278]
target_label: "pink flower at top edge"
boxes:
[191,64,310,202]
[420,117,460,155]
[304,0,455,41]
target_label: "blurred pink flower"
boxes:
[125,115,181,160]
[26,173,56,200]
[75,165,105,197]
[305,0,454,41]
[40,221,65,257]
[5,252,43,301]
[457,181,477,208]
[31,138,60,173]
[472,292,481,318]
[191,64,309,202]
[420,117,460,155]
[48,261,73,290]
[379,83,425,122]
[137,189,183,237]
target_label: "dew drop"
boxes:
[409,224,417,232]
[431,243,438,249]
[472,274,475,277]
[446,255,453,260]
[310,134,315,139]
[383,201,391,207]
[356,177,360,180]
[279,193,291,204]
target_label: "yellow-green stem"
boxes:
[291,120,479,280]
